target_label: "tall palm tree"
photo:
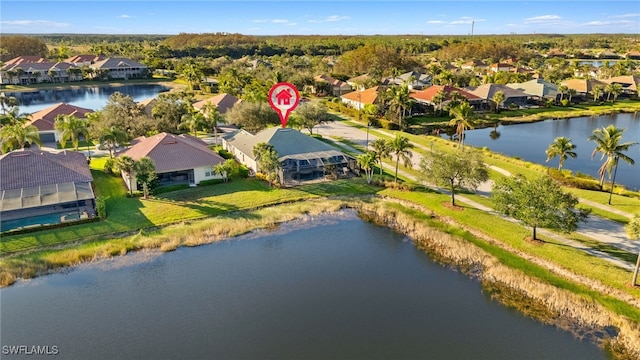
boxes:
[371,138,390,177]
[0,94,19,115]
[491,91,505,113]
[431,89,446,116]
[604,83,614,102]
[385,85,413,129]
[388,135,413,182]
[200,101,223,145]
[557,85,568,102]
[99,126,129,158]
[0,123,42,153]
[55,114,89,150]
[179,110,205,137]
[545,136,577,170]
[591,84,604,101]
[610,83,623,102]
[1,107,30,126]
[448,102,476,148]
[115,155,136,196]
[589,125,638,189]
[567,88,577,103]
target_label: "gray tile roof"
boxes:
[0,149,93,191]
[223,128,345,161]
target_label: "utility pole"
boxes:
[471,21,474,36]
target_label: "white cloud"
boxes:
[271,19,289,23]
[608,13,640,18]
[524,15,562,23]
[251,19,268,23]
[428,18,485,25]
[307,15,350,23]
[0,20,70,28]
[119,14,135,19]
[427,20,446,24]
[286,22,297,26]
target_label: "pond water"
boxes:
[462,113,640,190]
[0,211,608,360]
[4,84,170,113]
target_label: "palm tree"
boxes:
[557,85,568,102]
[1,107,30,126]
[491,91,505,113]
[625,215,640,287]
[589,125,638,189]
[567,88,577,103]
[200,101,224,145]
[0,123,42,153]
[591,84,604,101]
[610,83,623,102]
[55,114,89,150]
[115,155,136,196]
[133,157,157,199]
[431,89,446,116]
[371,138,390,177]
[48,69,58,83]
[385,85,413,129]
[99,126,129,158]
[448,102,476,148]
[14,68,25,85]
[545,137,577,170]
[0,94,19,115]
[179,110,205,137]
[356,151,377,184]
[388,135,413,182]
[604,83,614,102]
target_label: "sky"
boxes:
[1,1,639,36]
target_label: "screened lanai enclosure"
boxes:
[0,182,96,233]
[277,150,357,185]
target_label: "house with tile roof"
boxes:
[117,132,225,191]
[0,149,96,233]
[560,78,609,98]
[465,84,529,109]
[90,57,148,80]
[410,85,483,109]
[222,128,356,185]
[340,86,384,110]
[1,58,82,85]
[603,75,640,96]
[312,74,353,96]
[27,103,94,144]
[383,71,432,90]
[192,93,242,114]
[506,79,559,101]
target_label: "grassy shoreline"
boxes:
[3,196,639,358]
[0,78,185,93]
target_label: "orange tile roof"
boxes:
[340,86,382,104]
[192,93,241,114]
[410,85,481,103]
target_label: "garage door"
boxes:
[40,133,56,143]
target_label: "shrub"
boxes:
[96,196,107,219]
[378,119,400,130]
[561,99,570,107]
[217,148,234,159]
[104,158,116,175]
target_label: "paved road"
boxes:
[316,118,638,269]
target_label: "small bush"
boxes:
[104,158,116,175]
[217,148,234,159]
[561,99,570,107]
[378,119,400,130]
[96,196,107,219]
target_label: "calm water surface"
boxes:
[5,84,169,113]
[0,211,607,360]
[462,113,640,190]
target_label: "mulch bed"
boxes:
[441,201,464,211]
[524,236,545,246]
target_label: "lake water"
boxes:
[0,211,607,360]
[4,84,170,114]
[462,113,640,190]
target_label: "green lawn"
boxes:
[0,172,378,255]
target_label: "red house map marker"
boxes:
[268,82,300,128]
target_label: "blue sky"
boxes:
[1,1,639,35]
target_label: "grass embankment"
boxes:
[358,199,640,358]
[0,159,378,255]
[0,77,183,93]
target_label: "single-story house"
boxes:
[192,93,242,114]
[27,103,94,144]
[465,84,529,109]
[340,86,384,110]
[383,71,432,90]
[222,128,356,186]
[410,85,483,109]
[117,132,225,191]
[560,79,609,97]
[490,63,514,73]
[461,60,488,71]
[312,75,353,96]
[603,75,640,96]
[0,149,96,233]
[506,79,559,101]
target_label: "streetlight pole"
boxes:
[608,155,619,205]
